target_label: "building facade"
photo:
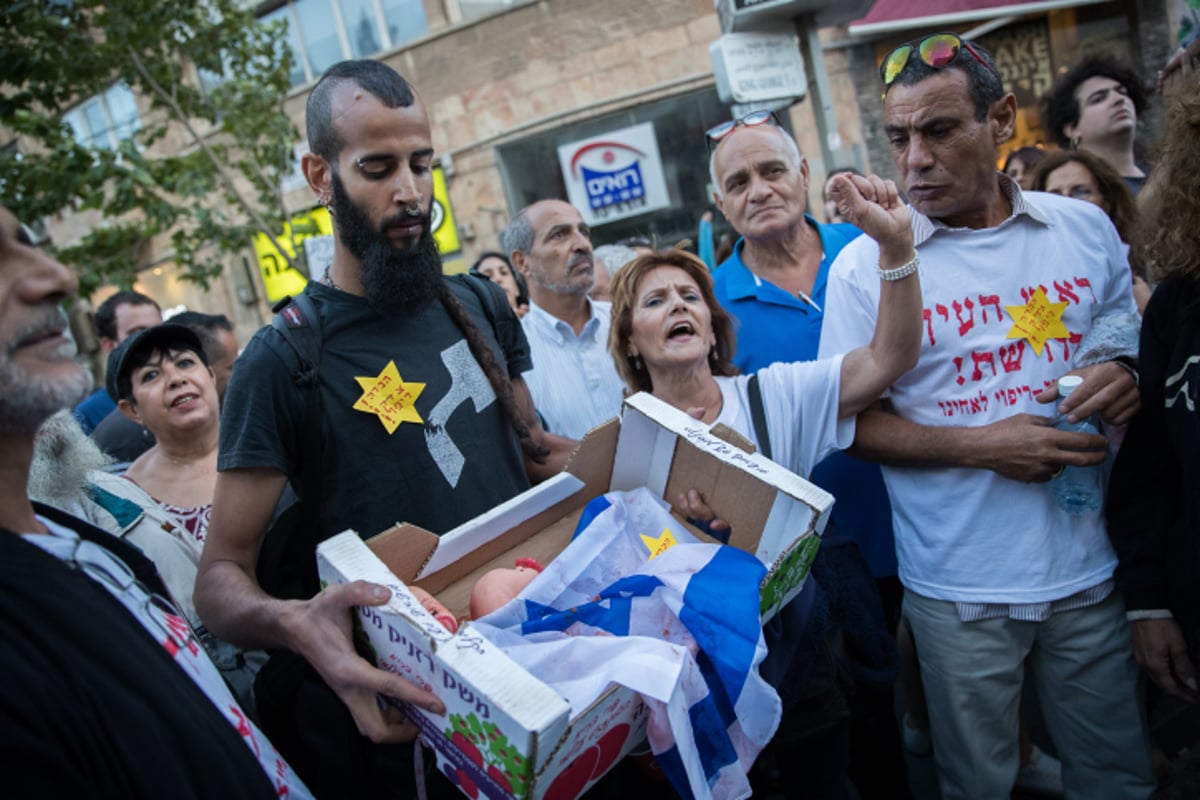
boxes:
[22,0,1177,358]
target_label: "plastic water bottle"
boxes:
[1052,375,1103,514]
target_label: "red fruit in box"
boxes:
[452,731,484,767]
[590,723,630,780]
[544,746,599,800]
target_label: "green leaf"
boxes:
[1,0,300,298]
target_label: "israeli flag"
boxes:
[471,488,781,800]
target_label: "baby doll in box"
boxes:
[411,558,544,632]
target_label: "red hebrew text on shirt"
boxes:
[922,277,1096,418]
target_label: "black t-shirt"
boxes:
[1,506,279,798]
[219,278,533,541]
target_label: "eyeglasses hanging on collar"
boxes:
[65,537,193,653]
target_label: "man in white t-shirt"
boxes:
[502,199,626,439]
[818,34,1155,799]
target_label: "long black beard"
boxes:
[330,173,444,316]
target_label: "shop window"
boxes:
[380,0,428,48]
[262,0,429,87]
[63,84,142,151]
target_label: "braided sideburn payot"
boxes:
[437,283,549,464]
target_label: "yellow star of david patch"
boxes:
[1004,287,1069,357]
[640,527,677,561]
[353,360,425,434]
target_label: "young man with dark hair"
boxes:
[820,33,1156,799]
[72,288,161,433]
[195,59,574,797]
[1041,54,1151,193]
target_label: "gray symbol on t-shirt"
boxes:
[425,339,497,486]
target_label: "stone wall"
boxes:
[379,0,722,253]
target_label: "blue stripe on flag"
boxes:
[519,575,665,637]
[689,691,740,783]
[693,648,737,733]
[678,546,766,709]
[521,596,633,636]
[653,745,696,800]
[572,494,614,540]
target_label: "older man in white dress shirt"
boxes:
[501,199,627,439]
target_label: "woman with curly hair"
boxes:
[1041,54,1150,193]
[1106,71,1200,712]
[1030,148,1151,312]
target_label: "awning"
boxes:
[848,0,1111,37]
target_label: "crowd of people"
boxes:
[3,28,1199,800]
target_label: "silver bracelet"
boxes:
[878,252,920,281]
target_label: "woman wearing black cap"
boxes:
[109,323,221,545]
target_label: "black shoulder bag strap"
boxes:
[257,291,325,599]
[746,373,772,461]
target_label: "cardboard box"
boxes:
[316,392,834,800]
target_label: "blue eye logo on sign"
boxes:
[558,122,670,227]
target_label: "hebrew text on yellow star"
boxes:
[1004,288,1069,357]
[353,360,425,434]
[640,527,677,561]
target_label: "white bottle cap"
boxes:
[1057,375,1084,397]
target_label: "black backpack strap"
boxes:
[448,272,517,342]
[452,272,506,323]
[271,291,322,387]
[258,291,325,599]
[746,373,772,461]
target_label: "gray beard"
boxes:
[29,409,114,507]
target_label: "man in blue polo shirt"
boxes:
[708,113,907,799]
[708,117,896,586]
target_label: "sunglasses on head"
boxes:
[705,110,781,150]
[879,32,1000,87]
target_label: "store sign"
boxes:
[986,20,1053,107]
[557,123,669,226]
[431,165,461,257]
[253,207,331,303]
[710,32,807,104]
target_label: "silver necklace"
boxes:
[322,268,343,292]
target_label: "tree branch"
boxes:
[126,45,298,269]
